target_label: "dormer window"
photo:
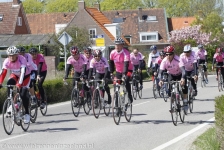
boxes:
[17,17,22,26]
[147,16,157,21]
[0,14,3,21]
[184,21,188,24]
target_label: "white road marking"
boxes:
[0,133,29,143]
[152,117,215,150]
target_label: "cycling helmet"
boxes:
[93,49,102,56]
[70,46,79,55]
[17,46,26,53]
[216,47,221,53]
[83,47,92,53]
[6,46,19,55]
[159,51,165,56]
[29,47,38,54]
[150,45,157,51]
[164,46,175,53]
[198,44,203,49]
[114,37,124,45]
[183,44,192,52]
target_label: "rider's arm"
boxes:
[212,58,216,66]
[110,60,115,73]
[158,69,164,80]
[147,53,152,68]
[138,60,143,69]
[180,66,186,78]
[205,55,207,62]
[193,63,198,75]
[155,63,159,72]
[64,64,71,78]
[37,62,43,75]
[123,61,129,74]
[18,66,26,85]
[88,68,93,80]
[104,67,109,79]
[0,69,7,84]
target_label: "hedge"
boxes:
[215,95,224,149]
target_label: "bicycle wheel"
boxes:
[20,103,30,132]
[138,82,142,99]
[92,89,101,119]
[132,80,137,100]
[163,84,168,102]
[153,80,157,99]
[40,92,47,116]
[71,88,80,117]
[218,73,222,92]
[124,93,132,122]
[112,93,121,125]
[220,74,223,91]
[2,99,15,135]
[29,96,38,123]
[103,91,110,116]
[178,94,185,123]
[13,93,21,126]
[83,91,91,115]
[200,71,204,88]
[170,93,178,126]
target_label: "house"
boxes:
[167,17,196,31]
[0,0,30,35]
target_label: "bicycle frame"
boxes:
[216,66,224,92]
[198,64,206,87]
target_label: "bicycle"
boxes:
[160,72,169,102]
[65,77,92,117]
[131,70,142,100]
[28,91,38,123]
[198,64,206,88]
[168,81,185,126]
[215,66,224,92]
[186,76,195,114]
[2,85,30,135]
[90,79,110,119]
[112,77,132,125]
[34,83,47,116]
[152,73,161,99]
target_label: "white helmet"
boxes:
[7,46,19,55]
[183,44,192,52]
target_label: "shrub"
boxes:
[215,95,224,149]
[57,62,65,71]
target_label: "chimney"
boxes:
[94,2,100,11]
[13,0,21,4]
[138,7,142,20]
[78,0,85,10]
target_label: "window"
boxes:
[0,14,3,21]
[124,35,131,44]
[17,17,22,26]
[139,32,158,42]
[147,16,157,21]
[89,28,96,39]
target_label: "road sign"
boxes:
[96,38,105,47]
[95,34,104,38]
[58,31,72,46]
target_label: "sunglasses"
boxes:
[134,53,138,55]
[94,55,101,58]
[184,51,191,53]
[85,53,90,55]
[166,53,173,56]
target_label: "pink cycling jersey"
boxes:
[213,53,224,62]
[84,55,93,70]
[155,56,163,65]
[110,48,133,73]
[33,54,47,72]
[160,55,181,75]
[179,52,197,71]
[2,55,31,76]
[130,52,143,65]
[67,54,87,73]
[90,57,109,74]
[22,53,37,71]
[195,49,207,60]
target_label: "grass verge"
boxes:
[192,127,220,150]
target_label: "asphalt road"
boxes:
[0,75,219,150]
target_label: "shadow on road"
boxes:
[28,127,78,133]
[186,120,214,125]
[34,119,78,125]
[191,111,214,115]
[194,99,214,101]
[129,119,173,124]
[46,112,72,117]
[204,86,217,88]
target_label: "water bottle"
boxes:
[120,92,125,106]
[15,101,20,111]
[35,91,40,100]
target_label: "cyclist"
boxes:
[212,47,224,82]
[88,49,111,105]
[158,45,188,112]
[83,47,93,78]
[0,46,31,123]
[179,44,198,98]
[63,46,87,106]
[147,45,160,81]
[110,37,133,103]
[18,46,38,105]
[29,47,47,109]
[195,44,208,83]
[130,48,144,90]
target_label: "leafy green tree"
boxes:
[101,0,144,11]
[22,0,44,13]
[45,0,78,13]
[141,0,158,8]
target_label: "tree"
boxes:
[22,0,44,13]
[100,0,144,11]
[141,0,158,8]
[45,0,78,13]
